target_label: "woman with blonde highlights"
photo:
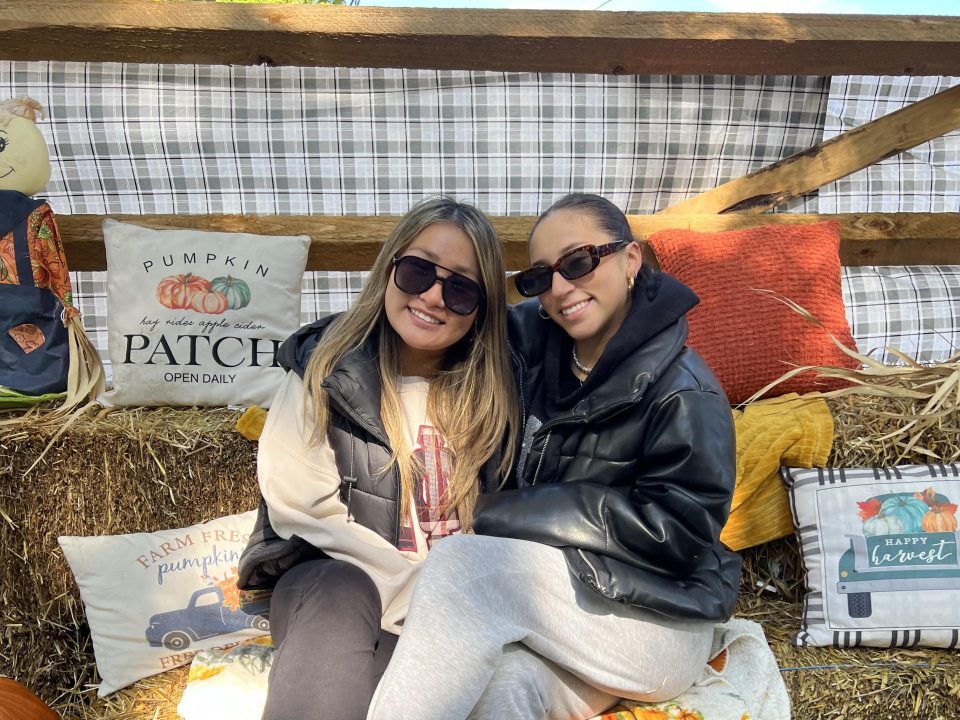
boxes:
[238,197,517,720]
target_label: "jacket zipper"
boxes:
[393,461,402,546]
[512,348,528,436]
[343,433,357,522]
[530,431,552,486]
[324,386,401,541]
[577,548,607,595]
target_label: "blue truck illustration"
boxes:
[145,585,270,651]
[838,489,960,618]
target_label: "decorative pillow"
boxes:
[177,637,273,720]
[648,222,860,404]
[99,220,309,407]
[781,463,960,648]
[58,511,270,696]
[842,265,960,365]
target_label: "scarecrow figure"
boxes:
[0,97,103,410]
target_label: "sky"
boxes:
[358,0,958,14]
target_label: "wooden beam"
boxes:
[59,215,535,273]
[58,212,960,273]
[1,3,959,75]
[660,83,960,215]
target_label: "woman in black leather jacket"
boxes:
[367,194,739,720]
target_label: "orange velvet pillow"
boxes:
[648,221,859,404]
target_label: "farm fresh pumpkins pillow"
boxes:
[100,220,309,407]
[58,511,270,696]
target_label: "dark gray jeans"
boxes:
[262,558,398,720]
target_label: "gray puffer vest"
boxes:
[237,316,501,591]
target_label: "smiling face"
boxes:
[529,208,642,351]
[384,221,483,376]
[0,112,51,196]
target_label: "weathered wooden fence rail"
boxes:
[1,3,959,76]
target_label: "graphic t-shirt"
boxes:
[396,377,461,555]
[259,371,461,633]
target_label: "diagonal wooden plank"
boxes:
[0,3,959,75]
[660,83,960,216]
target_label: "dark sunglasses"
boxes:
[513,240,628,297]
[392,255,485,316]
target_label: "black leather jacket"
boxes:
[475,271,740,621]
[238,316,502,590]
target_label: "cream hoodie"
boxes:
[258,371,436,634]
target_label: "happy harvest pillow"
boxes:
[781,463,960,648]
[58,511,270,696]
[100,220,309,407]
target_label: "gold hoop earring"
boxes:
[538,305,550,320]
[627,275,635,292]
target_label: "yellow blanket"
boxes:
[721,393,833,551]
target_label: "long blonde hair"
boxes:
[304,197,517,529]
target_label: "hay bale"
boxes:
[0,408,258,718]
[737,538,960,720]
[4,354,960,720]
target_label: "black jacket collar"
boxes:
[516,269,699,422]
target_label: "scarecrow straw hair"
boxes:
[0,96,45,122]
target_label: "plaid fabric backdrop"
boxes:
[0,62,957,369]
[842,265,960,365]
[819,76,960,213]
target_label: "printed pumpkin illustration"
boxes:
[879,495,928,533]
[915,486,959,532]
[631,710,669,720]
[211,275,252,310]
[858,493,930,536]
[157,273,212,309]
[608,704,704,720]
[857,487,957,536]
[204,569,243,612]
[9,323,45,353]
[190,289,229,315]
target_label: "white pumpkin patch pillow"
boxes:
[100,220,309,407]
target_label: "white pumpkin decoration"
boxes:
[863,513,905,536]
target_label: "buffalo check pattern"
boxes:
[819,76,960,213]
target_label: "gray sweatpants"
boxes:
[367,535,713,720]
